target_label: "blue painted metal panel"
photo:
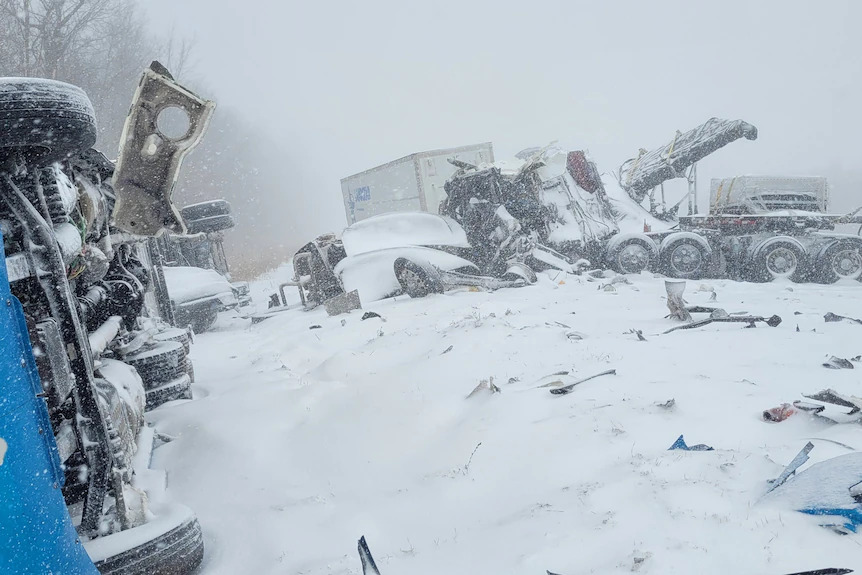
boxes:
[0,238,99,573]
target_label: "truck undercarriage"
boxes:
[1,63,213,573]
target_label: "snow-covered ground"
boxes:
[147,272,862,574]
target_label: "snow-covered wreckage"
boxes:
[264,211,571,316]
[338,118,862,285]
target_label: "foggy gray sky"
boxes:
[145,0,861,239]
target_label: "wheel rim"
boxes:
[830,249,862,279]
[765,246,798,278]
[400,267,426,294]
[617,244,650,274]
[669,243,703,276]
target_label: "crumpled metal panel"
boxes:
[619,118,758,202]
[112,62,215,235]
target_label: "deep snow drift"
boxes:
[147,271,862,574]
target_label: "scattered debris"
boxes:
[626,329,647,341]
[803,390,862,414]
[782,570,853,575]
[549,369,617,396]
[825,312,862,325]
[762,451,862,535]
[793,401,826,414]
[665,281,692,322]
[765,442,814,494]
[662,313,782,334]
[565,331,586,341]
[631,551,652,572]
[309,325,322,330]
[656,399,676,410]
[467,377,501,398]
[507,377,520,384]
[600,276,631,291]
[668,435,714,451]
[462,442,483,475]
[763,403,797,422]
[361,311,382,321]
[358,536,381,575]
[824,356,855,370]
[324,290,362,316]
[440,345,454,355]
[854,355,862,362]
[535,380,566,389]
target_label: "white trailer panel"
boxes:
[341,143,493,224]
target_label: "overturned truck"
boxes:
[1,63,213,573]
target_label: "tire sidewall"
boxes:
[660,237,709,280]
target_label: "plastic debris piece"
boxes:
[763,403,797,422]
[825,312,862,325]
[765,442,814,494]
[358,536,381,575]
[550,369,616,396]
[467,377,501,398]
[824,356,854,370]
[668,435,713,451]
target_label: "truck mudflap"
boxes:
[112,62,215,236]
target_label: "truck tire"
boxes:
[394,258,444,298]
[605,234,658,274]
[813,239,862,283]
[186,214,234,234]
[0,78,97,166]
[180,199,231,221]
[188,307,219,333]
[659,233,711,280]
[747,236,808,283]
[92,507,204,575]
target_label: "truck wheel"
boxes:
[605,235,657,274]
[0,78,97,166]
[186,214,234,234]
[394,258,444,298]
[814,239,862,283]
[660,235,710,280]
[189,308,219,333]
[90,505,204,575]
[180,199,231,221]
[748,237,808,282]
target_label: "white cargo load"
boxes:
[341,143,494,224]
[709,176,828,214]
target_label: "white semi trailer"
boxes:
[341,143,493,224]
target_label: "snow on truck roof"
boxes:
[340,142,494,182]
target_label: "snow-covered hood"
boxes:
[341,212,470,257]
[334,246,476,304]
[163,266,237,306]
